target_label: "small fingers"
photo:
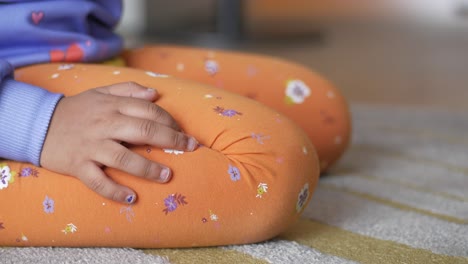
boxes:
[111,116,198,152]
[95,82,158,101]
[118,98,181,131]
[95,141,172,183]
[78,162,137,204]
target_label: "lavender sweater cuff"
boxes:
[0,78,63,166]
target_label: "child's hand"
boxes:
[40,82,198,204]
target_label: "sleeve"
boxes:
[0,59,63,165]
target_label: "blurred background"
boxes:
[116,0,468,111]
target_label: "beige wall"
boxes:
[118,1,468,37]
[244,0,467,36]
[245,0,464,21]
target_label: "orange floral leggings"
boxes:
[0,45,350,248]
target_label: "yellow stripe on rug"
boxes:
[280,219,468,264]
[143,248,268,264]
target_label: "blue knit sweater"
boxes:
[0,0,123,165]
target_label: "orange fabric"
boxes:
[123,45,351,171]
[1,61,319,247]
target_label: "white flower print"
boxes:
[120,206,135,222]
[302,146,308,155]
[57,64,74,70]
[285,80,311,104]
[251,133,270,145]
[62,223,78,234]
[0,165,12,190]
[256,183,268,198]
[146,71,169,78]
[164,149,184,155]
[209,210,219,221]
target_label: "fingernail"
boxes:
[147,88,157,93]
[125,194,137,204]
[187,137,199,152]
[160,167,171,182]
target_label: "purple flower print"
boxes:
[205,59,219,75]
[43,196,54,214]
[296,183,310,213]
[20,167,39,177]
[213,106,242,117]
[0,172,7,185]
[164,195,177,212]
[297,191,307,208]
[228,165,241,182]
[163,193,188,215]
[222,109,238,117]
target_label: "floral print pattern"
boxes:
[296,183,310,213]
[62,223,78,234]
[120,206,135,222]
[209,210,219,221]
[204,94,222,100]
[205,60,219,75]
[285,79,311,104]
[256,183,268,198]
[228,165,241,182]
[20,167,39,177]
[17,234,28,242]
[214,106,242,117]
[164,149,184,155]
[145,71,169,78]
[0,165,14,190]
[0,50,320,245]
[251,133,270,144]
[57,64,75,70]
[163,193,188,215]
[43,196,55,214]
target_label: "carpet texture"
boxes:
[1,104,467,264]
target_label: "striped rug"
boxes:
[1,104,467,264]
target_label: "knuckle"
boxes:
[113,149,132,168]
[139,120,157,139]
[141,160,155,179]
[111,190,124,203]
[147,103,164,119]
[172,132,188,149]
[88,177,106,193]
